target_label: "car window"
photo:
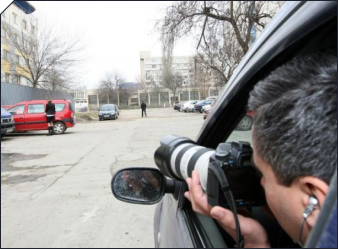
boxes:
[8,105,25,115]
[28,104,45,114]
[225,114,253,145]
[101,105,114,111]
[55,104,65,112]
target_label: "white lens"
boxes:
[170,143,193,176]
[180,146,205,179]
[195,151,215,191]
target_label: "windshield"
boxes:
[101,105,115,111]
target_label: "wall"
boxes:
[1,82,74,107]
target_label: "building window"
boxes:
[14,34,19,44]
[2,50,9,60]
[5,73,10,82]
[23,39,28,48]
[15,55,20,65]
[15,75,21,85]
[22,20,27,30]
[152,65,156,69]
[77,91,85,99]
[1,27,7,37]
[12,13,17,24]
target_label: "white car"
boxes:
[206,96,218,101]
[180,100,198,112]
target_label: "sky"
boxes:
[31,1,197,89]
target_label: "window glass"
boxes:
[28,104,45,114]
[225,113,254,145]
[55,104,65,112]
[8,105,25,115]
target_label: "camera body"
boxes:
[207,142,265,208]
[154,135,265,208]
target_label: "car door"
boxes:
[25,103,48,130]
[8,105,26,131]
[155,2,336,248]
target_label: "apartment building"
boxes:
[140,51,195,87]
[1,1,37,87]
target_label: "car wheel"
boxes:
[236,115,253,131]
[53,122,66,134]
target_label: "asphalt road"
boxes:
[1,108,208,248]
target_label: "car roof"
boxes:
[13,99,70,105]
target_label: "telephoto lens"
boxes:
[154,135,215,191]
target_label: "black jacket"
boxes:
[141,103,147,110]
[45,102,56,114]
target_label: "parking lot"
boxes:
[1,108,208,248]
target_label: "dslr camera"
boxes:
[154,135,265,208]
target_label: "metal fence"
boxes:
[1,82,75,107]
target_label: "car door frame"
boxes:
[161,2,337,248]
[25,103,48,130]
[8,104,26,131]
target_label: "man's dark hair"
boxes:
[248,51,337,186]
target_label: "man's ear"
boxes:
[299,177,329,228]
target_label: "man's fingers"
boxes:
[211,207,238,231]
[184,191,190,201]
[191,171,205,199]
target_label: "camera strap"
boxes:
[209,164,245,248]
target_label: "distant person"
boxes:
[45,99,56,136]
[141,101,147,117]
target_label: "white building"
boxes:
[1,1,37,87]
[140,51,195,87]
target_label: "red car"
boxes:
[7,99,75,134]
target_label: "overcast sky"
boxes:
[31,1,196,89]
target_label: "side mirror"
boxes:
[111,168,174,205]
[9,111,16,115]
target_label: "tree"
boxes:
[2,18,83,89]
[158,1,284,85]
[98,71,125,104]
[135,74,151,103]
[163,71,184,104]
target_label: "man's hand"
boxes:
[184,170,213,216]
[185,170,271,248]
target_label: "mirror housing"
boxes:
[111,167,175,205]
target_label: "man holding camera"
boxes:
[184,51,337,247]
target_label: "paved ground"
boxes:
[1,108,209,248]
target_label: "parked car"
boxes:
[99,104,119,120]
[203,101,217,119]
[235,111,254,131]
[201,100,215,113]
[174,101,187,111]
[111,2,337,248]
[180,100,198,112]
[205,96,218,101]
[194,100,214,113]
[7,99,75,134]
[1,107,15,138]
